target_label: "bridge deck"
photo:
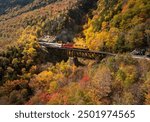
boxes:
[40,43,150,61]
[43,44,116,59]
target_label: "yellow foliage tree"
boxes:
[36,71,53,83]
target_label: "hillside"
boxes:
[0,0,32,15]
[76,0,150,52]
[0,0,150,105]
[0,0,56,47]
[0,0,56,15]
[0,0,92,48]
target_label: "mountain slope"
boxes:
[0,0,32,14]
[0,0,57,16]
[77,0,150,52]
[0,0,88,47]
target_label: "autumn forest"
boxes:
[0,0,150,105]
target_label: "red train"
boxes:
[62,43,74,48]
[62,43,88,50]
